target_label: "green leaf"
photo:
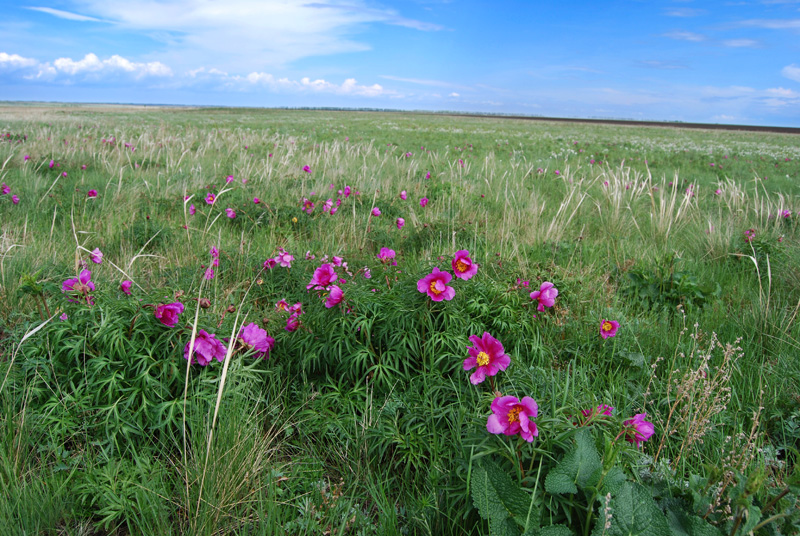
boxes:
[472,459,536,531]
[545,429,602,495]
[537,525,574,536]
[592,482,671,536]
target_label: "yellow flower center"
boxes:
[292,217,298,223]
[602,321,614,332]
[476,351,490,366]
[456,259,469,273]
[508,406,522,424]
[429,280,442,295]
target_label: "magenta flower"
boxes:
[81,164,87,170]
[487,395,539,442]
[425,171,431,179]
[302,197,315,214]
[600,319,619,339]
[185,329,227,366]
[325,285,344,308]
[226,208,236,219]
[226,175,234,183]
[285,313,301,332]
[623,413,655,448]
[322,198,333,213]
[90,248,103,264]
[24,155,30,161]
[275,299,290,312]
[344,185,351,198]
[581,404,614,418]
[49,160,55,169]
[189,204,196,215]
[420,197,429,207]
[237,322,275,359]
[154,302,184,327]
[400,190,407,200]
[276,250,294,268]
[377,248,396,263]
[303,165,311,173]
[205,193,216,205]
[530,282,558,312]
[714,189,722,195]
[120,280,132,295]
[417,267,455,302]
[87,189,98,198]
[396,217,405,229]
[371,207,381,217]
[263,258,277,269]
[307,263,338,290]
[451,250,478,280]
[62,269,95,304]
[60,313,68,321]
[1,183,9,195]
[204,267,215,280]
[11,195,19,205]
[463,332,511,384]
[254,197,260,204]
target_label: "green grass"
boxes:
[0,105,798,535]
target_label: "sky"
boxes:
[1,1,799,126]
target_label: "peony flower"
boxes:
[322,198,333,213]
[226,208,236,219]
[184,329,227,366]
[154,302,184,327]
[285,313,301,332]
[204,267,215,280]
[623,413,654,448]
[396,217,405,229]
[425,171,431,179]
[263,258,277,269]
[276,250,294,268]
[325,285,344,308]
[226,175,234,183]
[417,267,455,302]
[463,332,511,384]
[24,155,30,161]
[714,189,722,196]
[487,395,539,442]
[600,319,619,339]
[302,197,315,214]
[60,313,68,321]
[90,248,103,264]
[237,322,275,359]
[87,189,98,198]
[302,165,311,173]
[307,263,338,290]
[400,190,407,200]
[205,193,216,205]
[120,280,132,295]
[377,248,396,263]
[420,197,428,207]
[451,250,478,280]
[189,204,196,215]
[1,183,9,195]
[253,197,260,204]
[530,282,558,312]
[11,195,19,205]
[371,207,381,217]
[62,269,95,304]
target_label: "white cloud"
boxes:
[663,30,706,41]
[239,71,392,97]
[766,86,799,97]
[0,52,37,69]
[64,0,442,71]
[448,92,460,97]
[736,19,800,30]
[26,7,106,22]
[722,39,760,47]
[781,64,800,82]
[665,8,706,16]
[53,53,172,77]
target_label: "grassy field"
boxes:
[0,104,798,535]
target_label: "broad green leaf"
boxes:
[545,429,602,495]
[592,482,671,536]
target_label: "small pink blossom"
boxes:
[463,332,511,384]
[400,190,407,200]
[600,319,619,339]
[308,263,338,290]
[285,313,301,332]
[1,183,9,195]
[325,285,344,308]
[417,267,455,302]
[87,189,98,198]
[425,171,431,179]
[487,395,539,442]
[451,250,478,280]
[420,197,428,207]
[276,250,294,268]
[120,280,132,295]
[225,175,234,183]
[302,197,315,214]
[530,282,558,312]
[237,323,275,359]
[205,193,216,205]
[302,165,312,173]
[11,194,19,205]
[377,248,396,263]
[623,413,655,448]
[154,302,184,327]
[185,329,227,366]
[253,197,260,204]
[90,248,103,264]
[226,208,236,219]
[189,204,196,215]
[714,189,722,196]
[62,269,95,304]
[204,267,215,280]
[371,207,381,217]
[396,217,405,229]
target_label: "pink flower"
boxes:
[87,189,98,198]
[463,332,511,384]
[81,164,87,170]
[253,197,260,204]
[263,258,277,269]
[189,204,196,215]
[581,404,614,419]
[60,313,68,321]
[1,183,9,195]
[600,319,619,339]
[325,285,344,308]
[396,217,405,229]
[714,189,722,195]
[237,323,275,359]
[226,175,234,183]
[205,193,216,205]
[62,172,68,177]
[420,197,429,208]
[417,267,455,302]
[154,302,184,327]
[487,395,539,442]
[276,250,294,268]
[371,207,381,217]
[226,208,236,219]
[120,280,132,295]
[305,251,316,260]
[90,248,103,264]
[184,329,227,366]
[530,282,558,312]
[11,194,19,205]
[62,269,95,304]
[307,263,338,290]
[276,299,290,312]
[452,250,478,280]
[377,248,396,263]
[425,171,431,179]
[285,313,301,332]
[623,413,654,448]
[331,256,343,266]
[344,185,351,198]
[303,165,312,173]
[23,155,30,161]
[204,267,215,280]
[322,198,333,213]
[302,197,315,214]
[49,160,54,169]
[400,190,407,200]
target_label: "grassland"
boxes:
[0,105,798,535]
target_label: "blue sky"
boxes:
[1,0,799,126]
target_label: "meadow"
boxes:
[0,104,798,535]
